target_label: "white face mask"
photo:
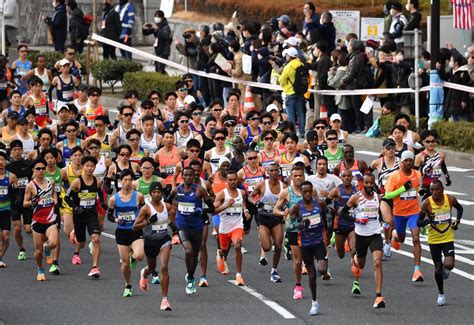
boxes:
[154,17,162,24]
[449,61,454,68]
[196,31,201,38]
[53,1,56,7]
[257,54,263,60]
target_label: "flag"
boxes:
[453,0,473,29]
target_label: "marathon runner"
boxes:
[133,182,175,311]
[333,144,370,190]
[324,129,343,174]
[418,180,463,306]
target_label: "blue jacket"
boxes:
[116,2,135,37]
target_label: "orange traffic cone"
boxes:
[244,85,256,112]
[320,105,328,121]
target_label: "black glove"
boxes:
[300,218,310,230]
[74,207,84,215]
[148,213,158,224]
[452,220,459,231]
[418,187,427,197]
[169,222,178,234]
[257,201,265,209]
[445,175,452,186]
[417,218,430,228]
[403,181,412,191]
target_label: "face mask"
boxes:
[364,186,374,195]
[228,47,233,53]
[405,4,411,11]
[449,61,454,68]
[52,1,56,6]
[257,54,263,60]
[154,17,162,24]
[196,31,201,38]
[211,37,217,44]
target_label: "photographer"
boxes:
[142,10,171,74]
[175,29,200,70]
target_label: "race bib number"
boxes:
[0,186,8,195]
[63,90,74,100]
[400,189,417,200]
[80,198,95,208]
[307,214,321,227]
[54,184,61,193]
[144,194,152,205]
[226,204,242,215]
[431,167,442,178]
[152,219,167,232]
[281,165,292,178]
[18,177,28,188]
[434,213,451,224]
[178,202,195,213]
[162,166,176,176]
[118,211,136,222]
[234,125,243,136]
[36,106,47,115]
[39,198,54,206]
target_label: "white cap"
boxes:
[218,156,231,168]
[284,36,300,47]
[59,58,70,66]
[294,157,305,165]
[266,104,279,112]
[401,150,415,162]
[330,113,342,122]
[184,95,196,105]
[285,47,298,58]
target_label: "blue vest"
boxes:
[298,199,324,247]
[114,191,139,230]
[175,183,203,230]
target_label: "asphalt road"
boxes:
[1,151,473,324]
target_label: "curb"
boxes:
[349,134,474,168]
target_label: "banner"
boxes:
[453,0,473,29]
[330,10,360,41]
[160,0,174,18]
[360,17,384,41]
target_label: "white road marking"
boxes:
[403,238,474,266]
[447,167,474,173]
[457,199,474,206]
[460,219,474,226]
[444,190,467,196]
[101,232,116,239]
[355,150,380,157]
[456,250,474,254]
[228,280,296,319]
[457,239,474,245]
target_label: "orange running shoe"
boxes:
[351,262,361,278]
[412,270,424,282]
[172,234,180,245]
[216,254,225,273]
[235,274,245,286]
[345,240,350,252]
[391,239,401,250]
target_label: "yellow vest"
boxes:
[427,194,454,244]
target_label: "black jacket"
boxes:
[101,5,121,41]
[69,7,86,42]
[47,4,67,43]
[444,66,471,116]
[143,19,172,57]
[341,50,363,90]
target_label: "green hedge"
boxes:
[91,60,143,93]
[380,113,428,136]
[27,51,86,71]
[432,120,474,151]
[123,72,180,98]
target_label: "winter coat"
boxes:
[69,7,86,42]
[143,19,171,57]
[444,65,471,116]
[47,4,67,44]
[328,66,351,110]
[341,50,363,90]
[101,6,121,41]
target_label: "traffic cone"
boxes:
[244,85,256,111]
[320,105,328,121]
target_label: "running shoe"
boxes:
[72,253,82,265]
[283,238,292,260]
[351,263,361,278]
[271,245,275,252]
[241,246,248,254]
[309,301,320,316]
[199,276,208,287]
[37,269,46,282]
[421,226,427,236]
[185,277,196,295]
[211,228,218,236]
[437,293,446,306]
[160,298,172,311]
[352,280,361,295]
[391,239,401,250]
[345,240,350,252]
[330,232,336,246]
[412,270,424,282]
[293,285,304,300]
[129,256,137,270]
[44,244,52,265]
[69,230,77,245]
[270,271,282,283]
[88,241,93,255]
[140,268,149,292]
[259,256,268,266]
[235,274,245,286]
[151,272,161,285]
[172,234,180,245]
[0,261,6,268]
[373,296,386,308]
[383,242,392,258]
[442,257,450,280]
[49,264,60,275]
[322,271,332,281]
[17,251,27,261]
[302,265,308,275]
[221,261,230,275]
[123,287,133,297]
[88,266,101,279]
[216,254,225,273]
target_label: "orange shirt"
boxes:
[385,169,421,216]
[211,172,228,194]
[157,146,181,185]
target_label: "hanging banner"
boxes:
[330,10,360,41]
[160,0,174,18]
[360,17,384,41]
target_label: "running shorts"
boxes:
[429,241,455,263]
[256,213,283,229]
[287,231,298,246]
[0,210,11,231]
[301,242,328,267]
[144,235,172,258]
[115,228,143,246]
[355,233,383,258]
[11,203,33,224]
[74,217,101,243]
[32,221,57,235]
[219,228,244,251]
[394,213,419,236]
[335,225,355,236]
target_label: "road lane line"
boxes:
[227,280,296,319]
[444,190,467,196]
[460,219,474,226]
[356,150,380,157]
[391,249,474,281]
[457,199,474,206]
[403,238,474,266]
[101,232,116,239]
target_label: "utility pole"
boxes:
[1,0,5,56]
[430,0,440,69]
[428,0,442,130]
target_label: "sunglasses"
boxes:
[90,93,99,97]
[189,149,200,153]
[88,146,100,150]
[224,123,236,127]
[66,129,76,133]
[212,108,223,112]
[247,156,257,160]
[264,137,274,141]
[315,126,326,130]
[35,167,46,171]
[142,106,152,110]
[150,97,159,100]
[178,88,188,92]
[119,152,130,157]
[123,113,133,117]
[262,122,272,126]
[95,123,104,127]
[214,137,225,141]
[424,140,436,144]
[193,111,203,116]
[326,137,337,141]
[129,138,140,142]
[250,117,259,121]
[385,146,396,150]
[179,120,189,124]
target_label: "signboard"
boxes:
[160,0,174,18]
[330,10,360,41]
[360,17,384,41]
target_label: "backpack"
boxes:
[291,62,310,96]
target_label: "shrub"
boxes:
[123,72,180,98]
[91,59,143,93]
[380,113,428,136]
[432,120,474,151]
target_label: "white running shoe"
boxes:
[309,301,320,316]
[437,293,446,306]
[383,242,392,258]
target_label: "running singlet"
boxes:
[85,106,105,135]
[420,151,443,187]
[340,160,364,190]
[220,188,244,234]
[114,191,139,230]
[324,147,343,174]
[0,172,11,211]
[31,180,56,224]
[157,147,180,185]
[243,166,264,193]
[30,94,49,128]
[137,175,158,204]
[427,194,454,244]
[297,199,324,247]
[75,176,99,219]
[209,147,230,174]
[175,183,203,230]
[7,106,26,120]
[140,134,158,155]
[280,152,299,179]
[260,149,279,169]
[45,167,62,194]
[260,180,282,212]
[385,169,421,216]
[334,184,356,230]
[92,134,111,158]
[377,157,400,194]
[93,156,107,181]
[14,59,31,95]
[244,125,261,146]
[144,201,169,241]
[189,122,205,135]
[17,133,35,159]
[353,192,380,236]
[62,139,81,164]
[211,172,227,195]
[130,148,145,164]
[175,130,193,150]
[57,75,74,102]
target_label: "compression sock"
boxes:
[435,271,444,294]
[414,265,421,272]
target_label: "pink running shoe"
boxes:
[72,253,82,265]
[293,285,304,300]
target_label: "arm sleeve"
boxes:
[453,201,463,220]
[384,185,406,200]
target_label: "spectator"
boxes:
[405,0,421,31]
[388,2,407,50]
[241,23,258,55]
[277,15,293,38]
[142,10,171,74]
[310,40,335,117]
[116,0,135,60]
[392,50,412,114]
[328,49,352,132]
[227,40,251,95]
[0,55,14,110]
[3,0,19,47]
[442,54,471,121]
[45,0,68,52]
[383,2,395,33]
[302,2,320,36]
[101,0,121,60]
[175,29,199,70]
[66,0,87,54]
[278,47,306,136]
[371,48,394,107]
[317,11,336,53]
[196,24,211,103]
